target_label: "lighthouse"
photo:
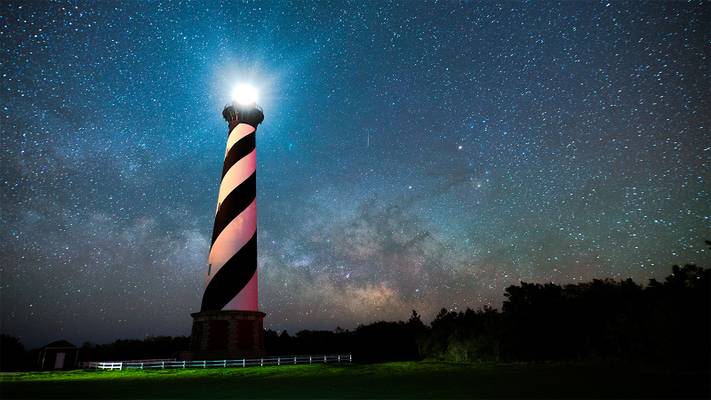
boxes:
[190,85,266,359]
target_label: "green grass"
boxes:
[1,361,708,399]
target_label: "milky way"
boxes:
[1,1,709,347]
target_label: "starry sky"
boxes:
[1,1,709,347]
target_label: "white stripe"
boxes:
[206,199,257,285]
[223,271,258,311]
[216,149,256,207]
[225,123,255,155]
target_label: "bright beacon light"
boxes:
[231,84,259,106]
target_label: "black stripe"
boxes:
[211,172,256,245]
[222,132,255,179]
[201,234,257,311]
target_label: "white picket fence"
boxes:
[80,354,352,371]
[79,358,176,370]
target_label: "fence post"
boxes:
[349,354,352,362]
[182,361,186,368]
[242,359,245,367]
[260,358,263,367]
[140,362,144,370]
[294,356,296,364]
[323,355,326,363]
[338,355,341,363]
[162,361,165,369]
[277,357,280,366]
[224,360,227,368]
[119,362,123,371]
[309,356,312,364]
[203,360,206,368]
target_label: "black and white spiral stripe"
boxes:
[201,117,260,312]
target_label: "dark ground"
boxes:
[1,361,709,399]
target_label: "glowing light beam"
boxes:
[231,84,259,106]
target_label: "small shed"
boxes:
[38,340,78,370]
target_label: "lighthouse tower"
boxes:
[190,99,266,359]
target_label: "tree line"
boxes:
[1,264,708,371]
[266,264,709,370]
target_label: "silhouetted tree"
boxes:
[0,334,28,370]
[416,264,709,370]
[79,336,190,361]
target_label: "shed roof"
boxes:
[42,340,77,349]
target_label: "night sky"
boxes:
[1,1,709,347]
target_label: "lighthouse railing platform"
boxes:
[80,354,352,371]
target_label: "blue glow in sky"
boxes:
[1,1,709,346]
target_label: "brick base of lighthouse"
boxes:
[188,310,265,360]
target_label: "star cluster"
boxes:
[1,1,709,347]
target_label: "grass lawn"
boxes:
[0,361,708,399]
